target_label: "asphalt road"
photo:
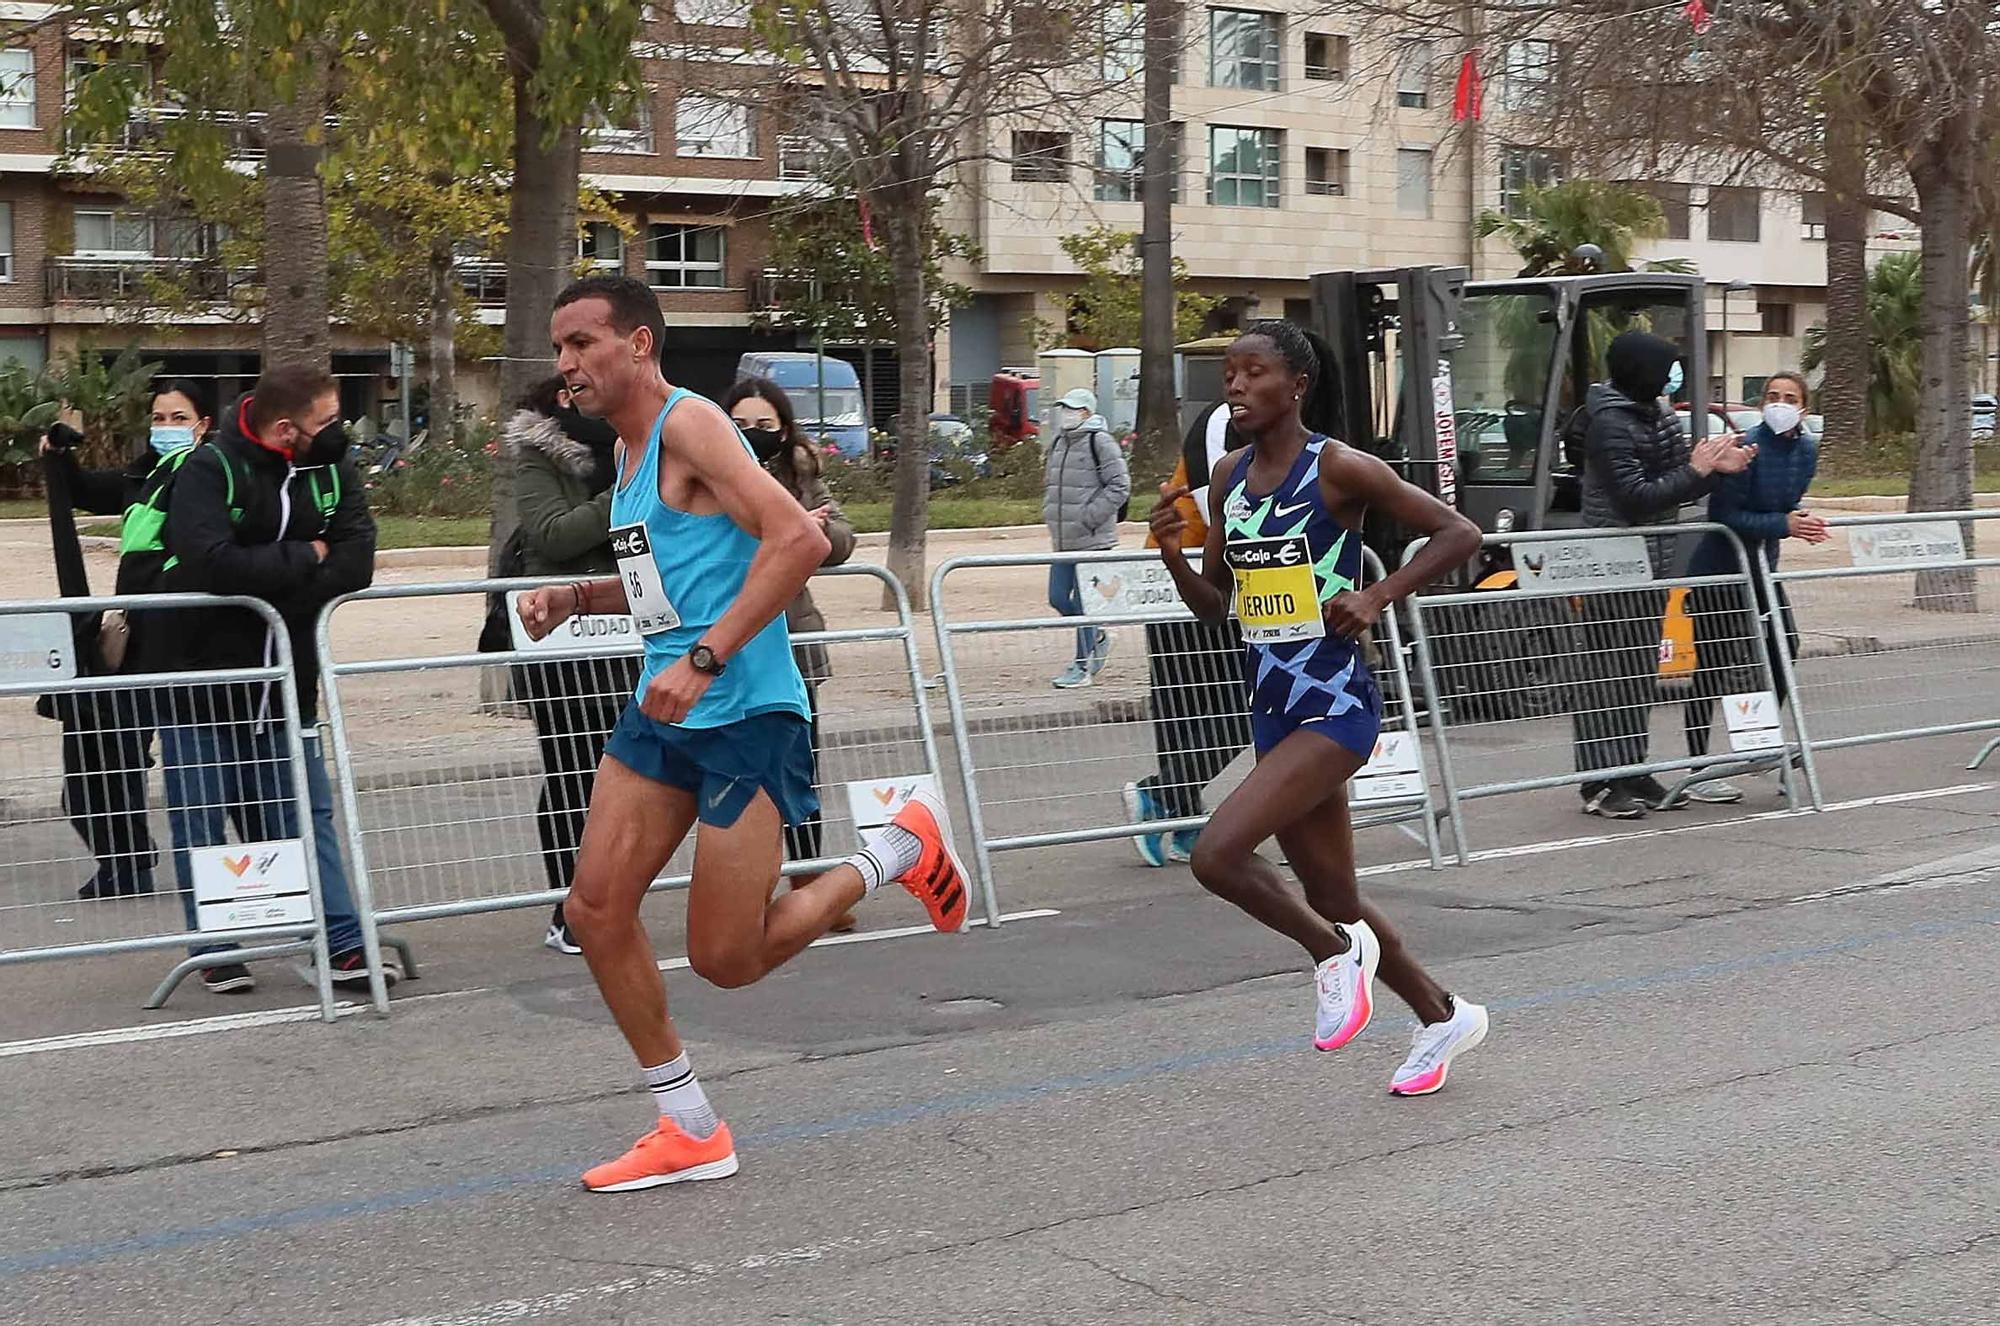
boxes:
[2,725,1996,1324]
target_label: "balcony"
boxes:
[62,104,269,161]
[47,255,254,306]
[455,260,508,307]
[751,268,873,330]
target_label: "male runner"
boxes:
[517,276,969,1192]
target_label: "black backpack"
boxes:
[1089,429,1131,522]
[477,527,527,653]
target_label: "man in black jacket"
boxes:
[1570,331,1753,820]
[156,365,390,994]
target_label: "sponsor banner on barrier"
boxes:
[506,591,642,654]
[1432,360,1459,505]
[1354,730,1425,804]
[1511,535,1654,591]
[0,612,76,684]
[1724,690,1784,753]
[1847,521,1966,568]
[844,774,946,833]
[192,838,313,932]
[1079,559,1185,618]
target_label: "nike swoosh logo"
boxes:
[1271,500,1313,520]
[706,786,731,808]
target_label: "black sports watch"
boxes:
[687,643,726,677]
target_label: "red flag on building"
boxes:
[1452,50,1483,122]
[1685,0,1713,34]
[859,195,880,252]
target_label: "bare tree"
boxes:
[740,0,1144,607]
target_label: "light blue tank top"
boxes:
[608,388,811,729]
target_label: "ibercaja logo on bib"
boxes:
[611,526,650,559]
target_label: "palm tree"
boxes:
[1804,251,1923,436]
[1476,180,1677,277]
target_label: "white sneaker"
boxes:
[1313,919,1380,1051]
[1681,779,1743,805]
[1052,663,1092,689]
[544,921,582,955]
[1389,998,1489,1096]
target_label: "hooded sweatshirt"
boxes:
[1576,331,1714,572]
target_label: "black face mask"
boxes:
[297,420,348,464]
[559,406,620,450]
[740,426,786,465]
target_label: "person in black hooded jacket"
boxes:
[1567,330,1754,821]
[153,365,389,996]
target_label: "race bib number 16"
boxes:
[609,523,681,635]
[1228,536,1324,644]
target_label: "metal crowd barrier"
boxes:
[316,564,948,959]
[1404,523,1818,862]
[0,594,347,1018]
[928,547,1442,921]
[1769,509,2000,771]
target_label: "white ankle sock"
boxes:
[642,1052,718,1138]
[843,822,923,895]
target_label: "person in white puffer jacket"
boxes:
[1040,387,1131,688]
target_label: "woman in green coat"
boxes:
[508,375,642,954]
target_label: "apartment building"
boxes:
[946,5,1915,413]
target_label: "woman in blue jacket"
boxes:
[1681,371,1828,801]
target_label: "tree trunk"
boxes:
[1134,0,1177,486]
[1908,129,1978,612]
[260,57,331,374]
[1820,103,1869,453]
[883,182,933,611]
[426,240,459,441]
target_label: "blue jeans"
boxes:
[160,724,362,957]
[1048,563,1104,668]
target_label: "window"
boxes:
[1708,185,1761,242]
[676,96,753,158]
[1635,180,1691,240]
[1096,118,1142,202]
[1209,125,1280,208]
[66,56,148,100]
[1210,8,1281,91]
[1756,300,1794,338]
[74,208,153,256]
[673,0,750,25]
[1304,32,1347,81]
[1396,41,1433,108]
[1011,130,1071,183]
[646,223,725,288]
[585,99,654,154]
[0,49,33,128]
[1100,1,1143,80]
[1799,190,1826,241]
[1502,40,1559,113]
[1499,146,1567,218]
[0,202,13,281]
[1304,146,1348,197]
[580,221,624,272]
[1396,147,1432,216]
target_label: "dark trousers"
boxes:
[58,697,157,886]
[782,684,826,865]
[1137,618,1251,819]
[519,655,639,923]
[1569,587,1669,797]
[1684,578,1799,757]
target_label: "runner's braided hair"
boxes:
[1241,318,1344,441]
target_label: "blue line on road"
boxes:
[2,905,1994,1279]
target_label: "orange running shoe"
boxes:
[889,789,970,933]
[581,1117,739,1193]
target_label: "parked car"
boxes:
[1673,404,1763,439]
[734,352,871,458]
[878,414,990,488]
[1972,394,1996,439]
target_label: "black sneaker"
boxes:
[1624,775,1685,812]
[328,947,403,987]
[201,962,256,994]
[1583,786,1649,820]
[77,865,156,900]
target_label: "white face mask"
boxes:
[1056,407,1087,430]
[1763,402,1804,435]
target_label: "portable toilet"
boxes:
[1094,347,1141,437]
[1036,349,1095,424]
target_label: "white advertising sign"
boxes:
[1511,535,1655,591]
[1723,690,1785,753]
[506,592,643,655]
[1352,730,1426,805]
[191,838,314,932]
[1079,559,1187,618]
[1431,360,1459,504]
[1847,522,1966,569]
[0,612,76,685]
[843,774,945,834]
